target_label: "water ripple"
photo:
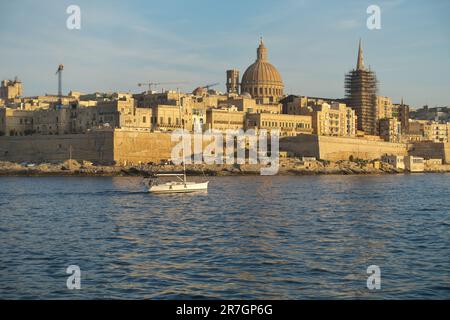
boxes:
[0,175,449,299]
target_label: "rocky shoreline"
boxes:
[1,158,449,177]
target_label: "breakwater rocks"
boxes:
[0,158,419,177]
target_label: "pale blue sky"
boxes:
[0,0,449,108]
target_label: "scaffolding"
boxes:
[345,69,378,135]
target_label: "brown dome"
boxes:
[241,39,284,100]
[241,61,283,86]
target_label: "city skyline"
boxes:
[0,0,449,108]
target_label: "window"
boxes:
[143,116,146,123]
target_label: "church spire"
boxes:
[257,37,268,62]
[356,39,365,71]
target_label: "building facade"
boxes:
[245,113,312,136]
[205,107,245,131]
[1,107,34,136]
[379,118,402,143]
[300,102,357,137]
[409,120,450,143]
[392,100,410,133]
[0,78,22,101]
[377,96,393,120]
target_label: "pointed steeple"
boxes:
[356,39,365,71]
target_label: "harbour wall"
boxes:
[280,134,408,161]
[409,142,450,164]
[0,130,114,163]
[1,130,447,165]
[114,129,174,165]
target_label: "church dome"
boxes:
[242,61,283,86]
[241,39,284,100]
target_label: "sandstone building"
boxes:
[409,120,450,143]
[299,102,357,137]
[205,107,246,131]
[0,78,22,101]
[392,100,410,134]
[377,96,393,120]
[379,118,402,143]
[245,113,312,136]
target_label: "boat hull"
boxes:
[149,181,209,194]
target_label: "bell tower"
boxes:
[226,69,240,94]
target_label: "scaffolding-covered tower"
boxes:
[345,40,379,135]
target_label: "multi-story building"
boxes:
[392,100,410,133]
[134,91,181,108]
[120,107,153,131]
[408,120,450,142]
[281,95,308,115]
[423,122,450,142]
[151,104,183,132]
[345,40,379,135]
[245,113,312,136]
[33,108,72,135]
[205,107,246,131]
[0,78,22,101]
[300,102,357,137]
[0,107,34,136]
[33,106,99,135]
[377,96,393,120]
[192,109,206,132]
[281,95,343,115]
[220,95,281,114]
[96,98,134,128]
[379,118,402,143]
[408,120,428,139]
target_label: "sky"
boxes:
[0,0,449,108]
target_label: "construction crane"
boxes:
[138,81,188,92]
[201,83,219,90]
[55,64,64,109]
